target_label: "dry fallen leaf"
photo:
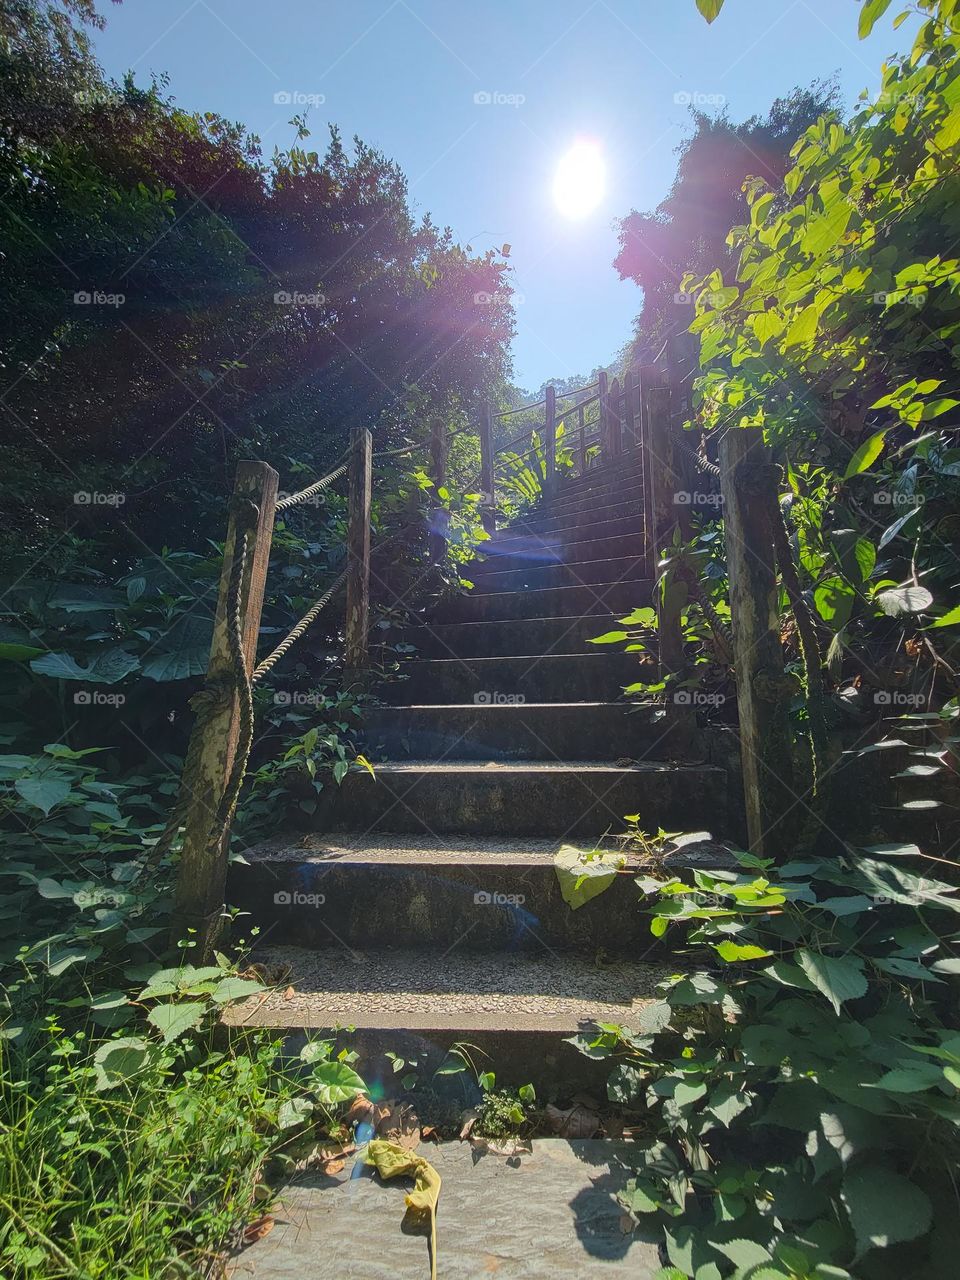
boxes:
[345,1095,375,1127]
[421,1124,439,1143]
[470,1135,532,1158]
[545,1102,600,1138]
[283,985,295,1001]
[243,1215,274,1245]
[376,1100,421,1150]
[458,1108,478,1140]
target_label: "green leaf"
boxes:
[210,977,264,1003]
[715,941,772,962]
[278,1096,315,1130]
[873,1064,943,1092]
[695,0,724,22]
[814,577,855,628]
[141,615,213,682]
[877,585,933,616]
[554,846,624,910]
[0,641,44,662]
[147,1001,205,1043]
[841,1165,931,1258]
[588,630,630,644]
[93,1037,151,1091]
[30,648,140,684]
[858,0,894,38]
[930,604,960,629]
[15,776,72,816]
[311,1060,367,1105]
[797,949,868,1014]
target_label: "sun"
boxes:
[552,139,606,219]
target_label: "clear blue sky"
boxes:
[91,0,912,391]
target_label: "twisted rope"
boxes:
[252,571,347,683]
[274,458,349,512]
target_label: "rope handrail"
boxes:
[252,570,347,684]
[275,457,349,512]
[494,378,600,420]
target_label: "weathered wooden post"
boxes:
[597,370,610,462]
[644,384,685,680]
[172,460,278,954]
[345,426,373,670]
[719,429,795,859]
[543,384,557,500]
[608,377,623,458]
[479,402,496,536]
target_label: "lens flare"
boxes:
[552,139,606,219]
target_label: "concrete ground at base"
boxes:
[230,1138,662,1280]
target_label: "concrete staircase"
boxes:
[226,450,728,1086]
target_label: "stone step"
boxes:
[221,943,671,1089]
[433,577,650,623]
[469,554,648,595]
[543,477,647,517]
[230,833,660,954]
[364,702,681,761]
[397,614,625,659]
[311,760,727,836]
[382,652,645,705]
[486,512,645,553]
[469,531,646,576]
[552,451,646,498]
[502,495,645,536]
[229,1139,662,1280]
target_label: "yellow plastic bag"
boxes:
[364,1138,441,1280]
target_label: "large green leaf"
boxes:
[841,1165,931,1257]
[15,775,72,815]
[876,585,933,617]
[147,1001,206,1043]
[93,1037,151,1091]
[797,949,868,1014]
[141,614,213,682]
[554,845,625,910]
[310,1060,367,1105]
[30,649,140,684]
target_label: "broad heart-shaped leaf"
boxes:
[310,1059,366,1105]
[841,1165,931,1258]
[93,1036,151,1091]
[15,775,72,815]
[30,648,140,684]
[141,614,213,681]
[554,845,624,910]
[210,976,264,1003]
[695,0,724,22]
[146,1000,205,1044]
[876,585,933,617]
[797,949,867,1014]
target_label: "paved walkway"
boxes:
[230,1139,661,1279]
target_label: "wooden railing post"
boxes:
[609,376,623,457]
[173,460,278,954]
[543,385,556,501]
[644,385,685,680]
[345,426,373,670]
[479,402,496,536]
[597,370,610,463]
[719,429,795,858]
